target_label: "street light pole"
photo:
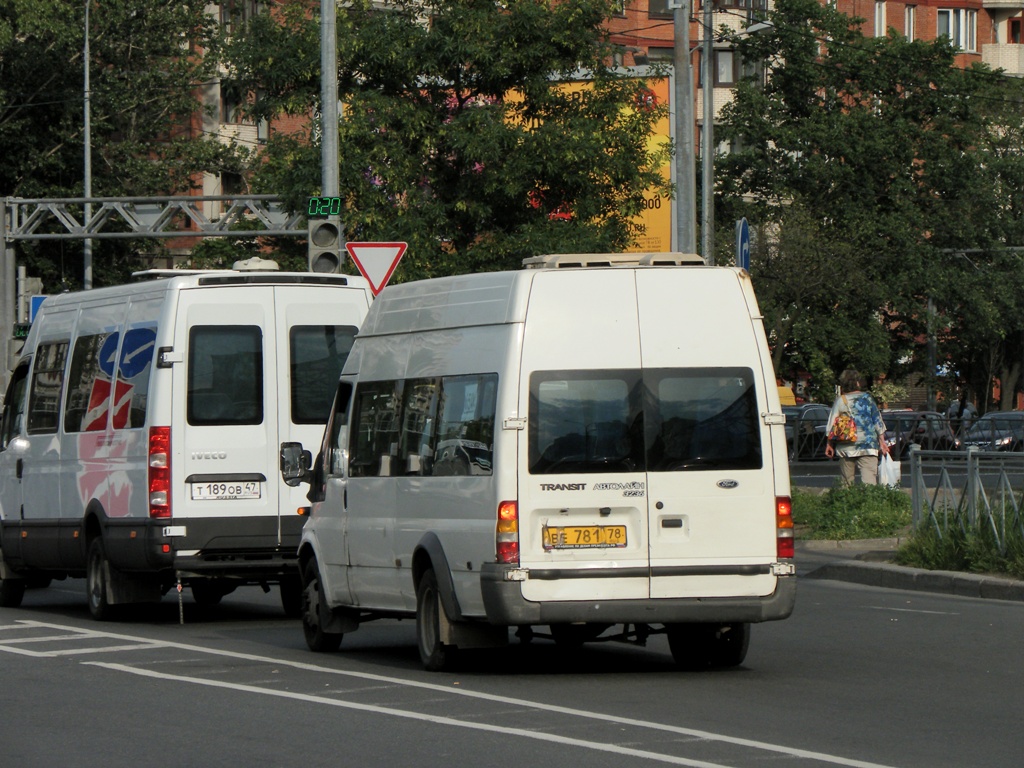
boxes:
[674,1,697,254]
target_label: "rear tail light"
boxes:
[776,495,794,559]
[149,426,171,519]
[496,500,519,564]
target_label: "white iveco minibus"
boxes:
[0,263,373,618]
[286,253,796,670]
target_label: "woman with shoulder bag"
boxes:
[824,369,890,486]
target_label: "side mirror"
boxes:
[280,442,313,487]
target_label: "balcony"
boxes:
[982,43,1024,75]
[982,0,1024,8]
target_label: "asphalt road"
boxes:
[2,573,1022,768]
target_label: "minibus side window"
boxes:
[326,382,353,477]
[0,364,29,449]
[646,367,762,472]
[115,324,157,430]
[64,332,118,433]
[290,325,358,425]
[349,380,401,477]
[187,326,263,426]
[27,341,69,435]
[398,378,440,476]
[434,374,497,476]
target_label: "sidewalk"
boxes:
[796,538,1024,602]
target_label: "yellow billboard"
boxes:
[506,74,673,253]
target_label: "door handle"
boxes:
[16,458,23,479]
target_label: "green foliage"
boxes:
[793,484,911,540]
[223,0,671,281]
[896,521,1024,580]
[0,0,253,291]
[718,0,1024,403]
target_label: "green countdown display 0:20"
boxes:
[308,197,343,217]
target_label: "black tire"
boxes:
[300,559,342,652]
[667,622,750,670]
[191,580,229,607]
[86,537,117,621]
[280,572,302,618]
[416,568,455,671]
[0,574,26,608]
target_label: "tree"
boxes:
[718,0,1024,406]
[0,0,248,290]
[221,0,671,280]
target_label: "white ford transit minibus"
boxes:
[0,265,373,618]
[289,254,795,670]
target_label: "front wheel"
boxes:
[416,568,456,671]
[300,559,342,652]
[667,622,750,670]
[86,537,118,621]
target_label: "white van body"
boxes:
[0,269,373,618]
[296,254,796,669]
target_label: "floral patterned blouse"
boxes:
[827,391,887,457]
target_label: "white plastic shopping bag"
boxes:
[878,453,901,488]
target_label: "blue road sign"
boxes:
[736,218,750,271]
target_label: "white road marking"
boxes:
[2,619,900,768]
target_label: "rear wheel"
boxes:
[86,537,117,621]
[0,574,26,608]
[667,623,750,670]
[300,559,342,652]
[416,568,456,671]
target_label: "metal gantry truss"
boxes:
[2,195,306,241]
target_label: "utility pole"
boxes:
[673,1,697,254]
[320,0,344,253]
[701,0,715,265]
[83,0,93,289]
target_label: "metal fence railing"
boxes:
[909,446,1024,555]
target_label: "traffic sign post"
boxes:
[735,218,750,271]
[345,242,407,296]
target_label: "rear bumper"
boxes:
[480,563,796,625]
[117,515,303,581]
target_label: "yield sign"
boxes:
[345,241,407,296]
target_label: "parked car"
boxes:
[882,410,961,458]
[783,403,830,460]
[961,412,1024,452]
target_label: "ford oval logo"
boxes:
[717,479,739,489]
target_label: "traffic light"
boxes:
[307,218,343,273]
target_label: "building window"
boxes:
[937,8,977,52]
[1011,18,1022,44]
[611,0,626,16]
[875,2,886,36]
[715,50,738,86]
[905,6,916,42]
[648,0,672,18]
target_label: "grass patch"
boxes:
[792,484,911,540]
[895,520,1024,579]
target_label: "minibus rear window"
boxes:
[528,367,762,474]
[187,326,263,426]
[290,325,358,424]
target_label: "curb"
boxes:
[805,559,1024,602]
